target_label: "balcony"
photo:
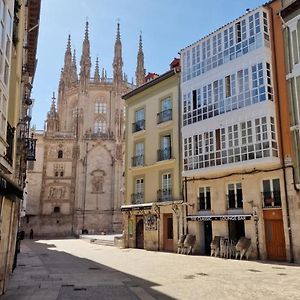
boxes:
[157,189,172,202]
[132,119,145,133]
[131,192,144,204]
[262,191,281,208]
[157,147,171,161]
[132,155,144,167]
[5,122,15,165]
[157,109,172,124]
[226,194,243,209]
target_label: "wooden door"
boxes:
[163,214,173,252]
[264,210,286,261]
[136,218,144,249]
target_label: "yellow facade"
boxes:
[0,0,40,294]
[122,67,185,252]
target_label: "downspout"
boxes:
[176,67,183,239]
[269,6,294,262]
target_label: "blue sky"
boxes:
[31,0,266,129]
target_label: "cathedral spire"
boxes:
[72,49,78,82]
[94,57,100,82]
[135,33,145,87]
[80,21,91,92]
[62,35,73,87]
[112,22,123,91]
[46,92,59,132]
[101,67,105,81]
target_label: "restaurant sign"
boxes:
[187,214,252,221]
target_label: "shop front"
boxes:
[122,201,184,252]
[187,214,252,256]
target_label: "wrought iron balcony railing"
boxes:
[157,109,172,124]
[132,119,145,133]
[157,189,173,202]
[5,122,15,165]
[157,147,171,161]
[131,192,144,204]
[132,155,144,167]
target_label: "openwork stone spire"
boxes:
[94,57,100,82]
[112,22,123,91]
[135,33,145,87]
[62,35,73,87]
[72,49,78,82]
[46,92,59,132]
[80,21,91,92]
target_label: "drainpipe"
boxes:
[269,6,294,262]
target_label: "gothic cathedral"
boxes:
[22,22,145,236]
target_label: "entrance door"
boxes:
[163,214,173,251]
[204,221,212,255]
[264,210,286,260]
[136,217,144,249]
[228,220,245,243]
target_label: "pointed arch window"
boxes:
[58,150,63,159]
[94,121,106,133]
[95,102,106,114]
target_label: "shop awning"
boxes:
[121,203,153,212]
[187,214,252,221]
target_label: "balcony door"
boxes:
[160,135,171,160]
[161,173,172,201]
[134,178,144,204]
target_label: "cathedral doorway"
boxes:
[136,217,144,249]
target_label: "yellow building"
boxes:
[122,59,185,252]
[0,0,40,294]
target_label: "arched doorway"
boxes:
[136,217,144,249]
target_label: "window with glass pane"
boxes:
[133,142,144,166]
[159,135,171,160]
[198,187,211,210]
[133,178,144,204]
[95,102,106,114]
[228,183,243,209]
[263,178,281,207]
[158,97,172,123]
[133,108,145,132]
[94,121,106,133]
[161,173,172,201]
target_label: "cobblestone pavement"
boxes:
[2,239,300,300]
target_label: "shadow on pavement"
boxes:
[2,239,175,300]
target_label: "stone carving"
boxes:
[210,236,221,257]
[116,144,122,160]
[183,234,196,255]
[177,234,187,254]
[91,169,105,193]
[48,186,67,199]
[235,237,251,260]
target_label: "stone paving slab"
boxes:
[2,239,300,299]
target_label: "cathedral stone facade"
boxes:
[22,22,145,236]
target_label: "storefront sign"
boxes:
[121,203,153,211]
[187,214,252,221]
